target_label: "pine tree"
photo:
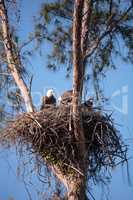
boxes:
[35,0,133,98]
[0,0,132,199]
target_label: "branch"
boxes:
[84,31,109,58]
[84,2,133,59]
[81,0,93,55]
[109,0,113,16]
[19,36,36,51]
[0,0,34,112]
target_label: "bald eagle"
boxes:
[58,90,73,106]
[40,89,56,110]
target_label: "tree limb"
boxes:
[0,0,34,112]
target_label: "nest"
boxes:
[0,105,127,181]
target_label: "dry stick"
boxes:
[0,0,34,112]
[26,113,42,128]
[63,162,84,176]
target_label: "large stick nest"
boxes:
[0,105,127,180]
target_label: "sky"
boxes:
[0,0,133,200]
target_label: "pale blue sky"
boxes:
[0,0,133,199]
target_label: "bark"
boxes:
[81,0,93,93]
[81,0,92,56]
[72,0,85,150]
[67,178,86,200]
[72,0,87,199]
[0,0,34,112]
[47,162,87,200]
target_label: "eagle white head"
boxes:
[47,89,55,97]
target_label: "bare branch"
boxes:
[19,36,36,51]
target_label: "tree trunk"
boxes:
[0,0,34,112]
[67,178,86,200]
[81,0,92,55]
[81,0,93,94]
[72,0,87,199]
[72,0,86,157]
[72,0,87,163]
